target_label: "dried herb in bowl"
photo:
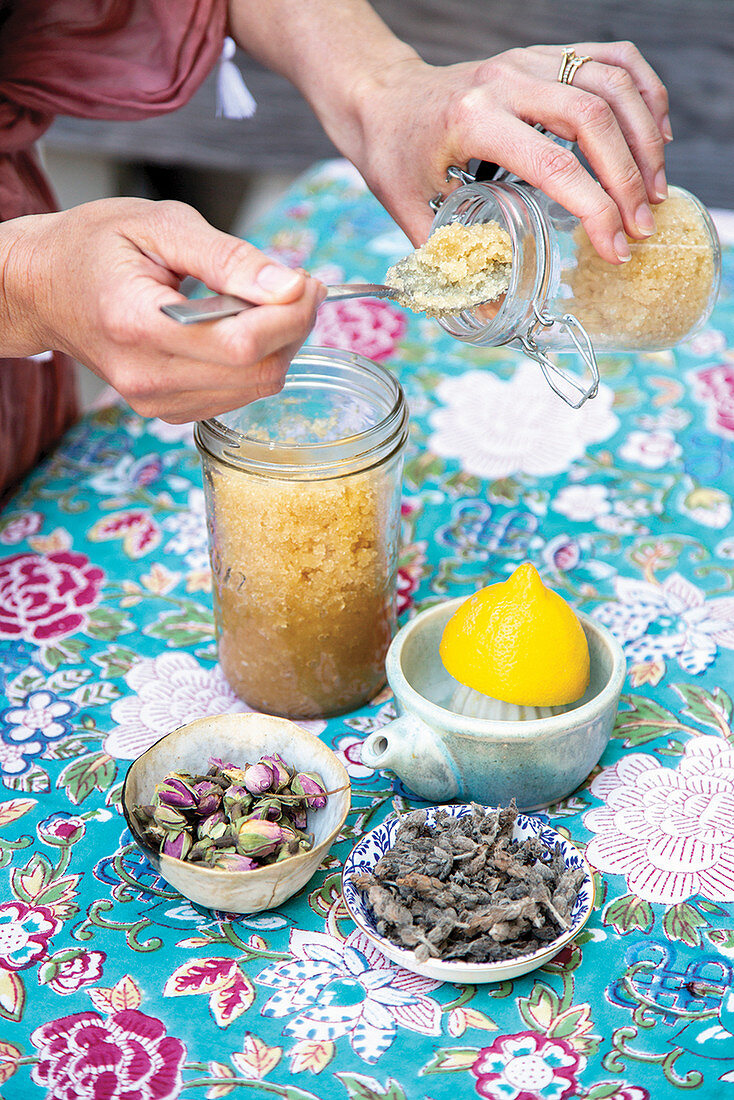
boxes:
[130,754,330,870]
[350,802,586,963]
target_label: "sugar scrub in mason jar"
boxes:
[428,175,721,406]
[195,349,409,720]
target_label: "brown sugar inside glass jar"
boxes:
[195,348,409,720]
[430,170,721,408]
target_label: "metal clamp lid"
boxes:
[429,147,600,409]
[520,304,599,409]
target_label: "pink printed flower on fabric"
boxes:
[37,812,86,846]
[0,511,43,545]
[584,737,734,904]
[0,550,104,644]
[310,299,407,362]
[39,948,105,995]
[31,1009,186,1100]
[471,1032,580,1100]
[691,363,734,439]
[334,734,375,779]
[0,902,60,972]
[397,541,427,616]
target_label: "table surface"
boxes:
[2,162,734,1100]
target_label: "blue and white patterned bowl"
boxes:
[342,804,595,983]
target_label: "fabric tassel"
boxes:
[216,37,257,119]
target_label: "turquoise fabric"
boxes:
[1,161,734,1100]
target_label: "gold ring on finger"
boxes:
[557,46,592,86]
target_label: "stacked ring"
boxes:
[557,46,592,86]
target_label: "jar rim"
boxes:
[195,347,409,479]
[431,180,549,346]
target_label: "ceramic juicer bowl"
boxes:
[360,597,625,811]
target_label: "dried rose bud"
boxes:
[193,780,222,816]
[211,844,238,859]
[236,818,284,857]
[275,837,312,861]
[188,838,215,862]
[140,824,167,850]
[213,853,260,872]
[260,754,290,791]
[208,756,237,771]
[155,774,196,810]
[248,797,283,822]
[291,772,327,810]
[222,765,248,786]
[222,785,252,813]
[198,811,227,839]
[153,803,189,830]
[289,806,309,830]
[162,829,193,861]
[242,762,274,795]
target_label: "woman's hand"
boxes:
[349,40,671,263]
[0,197,325,422]
[230,0,670,263]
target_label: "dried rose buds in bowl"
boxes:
[131,754,330,871]
[121,713,351,914]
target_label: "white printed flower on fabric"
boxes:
[584,737,734,904]
[619,429,682,470]
[593,573,734,675]
[162,489,209,567]
[147,419,195,445]
[679,487,733,530]
[687,328,727,357]
[428,360,619,479]
[105,652,324,759]
[552,484,612,523]
[310,159,367,193]
[256,928,442,1064]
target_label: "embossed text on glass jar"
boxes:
[195,348,409,720]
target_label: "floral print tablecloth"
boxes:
[2,160,734,1100]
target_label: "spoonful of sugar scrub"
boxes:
[161,221,513,323]
[385,220,513,317]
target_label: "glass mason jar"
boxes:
[430,170,721,407]
[195,348,409,720]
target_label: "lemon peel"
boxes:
[439,562,590,708]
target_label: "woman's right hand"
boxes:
[0,196,325,422]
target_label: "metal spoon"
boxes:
[160,284,407,324]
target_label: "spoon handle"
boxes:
[160,283,395,324]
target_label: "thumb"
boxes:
[134,200,307,304]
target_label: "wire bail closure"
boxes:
[429,161,600,409]
[520,304,599,409]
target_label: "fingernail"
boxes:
[635,203,655,236]
[614,232,631,262]
[662,114,674,142]
[256,264,302,294]
[654,169,668,202]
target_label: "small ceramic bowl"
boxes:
[361,599,626,810]
[342,804,595,983]
[122,713,351,914]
